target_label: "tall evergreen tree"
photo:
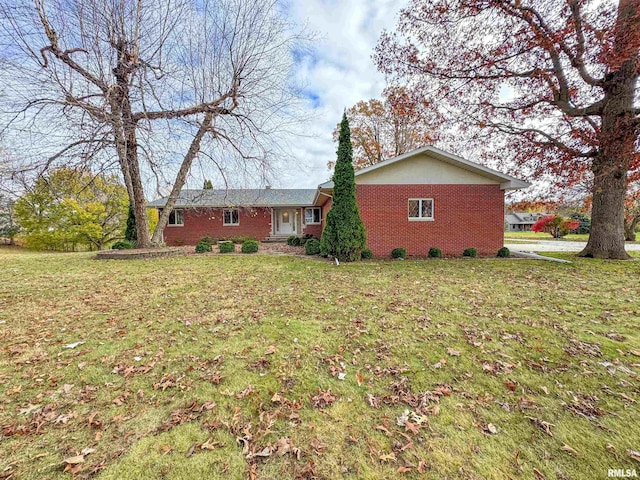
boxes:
[124,204,137,244]
[321,113,367,262]
[203,179,213,189]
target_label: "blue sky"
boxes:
[275,0,407,188]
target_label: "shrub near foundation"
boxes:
[219,241,235,253]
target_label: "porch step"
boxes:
[263,235,292,243]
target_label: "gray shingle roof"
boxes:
[505,212,548,224]
[147,189,317,208]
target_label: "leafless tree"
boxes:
[0,0,306,247]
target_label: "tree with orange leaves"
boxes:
[376,0,639,259]
[331,87,435,170]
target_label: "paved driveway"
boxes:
[505,239,640,253]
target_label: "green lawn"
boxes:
[1,248,639,480]
[504,232,591,241]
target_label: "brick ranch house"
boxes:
[148,146,530,256]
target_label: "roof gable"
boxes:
[319,146,530,191]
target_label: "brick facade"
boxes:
[355,184,504,257]
[163,207,273,245]
[161,185,505,255]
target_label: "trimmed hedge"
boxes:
[241,240,259,253]
[219,241,235,253]
[305,238,321,255]
[391,247,407,259]
[361,248,373,259]
[111,240,133,250]
[497,247,510,258]
[195,240,213,253]
[463,247,477,258]
[428,247,442,258]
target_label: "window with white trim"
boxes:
[168,209,184,226]
[305,207,321,224]
[408,199,434,221]
[223,208,240,226]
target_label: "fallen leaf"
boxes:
[161,445,174,455]
[397,466,412,473]
[379,452,396,462]
[533,467,546,479]
[628,449,640,463]
[374,424,392,437]
[486,423,498,435]
[63,341,85,349]
[560,444,578,455]
[200,438,222,451]
[447,347,461,356]
[265,345,276,355]
[63,455,85,465]
[504,380,518,392]
[185,442,196,458]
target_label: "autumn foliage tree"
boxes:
[14,168,128,251]
[376,0,640,259]
[331,87,435,170]
[532,215,580,238]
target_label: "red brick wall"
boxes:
[162,207,272,245]
[303,223,323,238]
[354,184,504,257]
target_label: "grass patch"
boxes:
[1,248,639,479]
[504,232,592,241]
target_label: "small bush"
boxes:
[361,248,373,259]
[291,236,301,246]
[463,247,477,258]
[200,236,217,245]
[299,237,308,246]
[219,241,235,253]
[195,240,213,253]
[287,235,297,246]
[228,236,255,244]
[428,247,442,258]
[241,239,259,253]
[497,247,510,258]
[111,240,133,250]
[305,238,321,255]
[391,247,407,259]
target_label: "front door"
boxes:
[276,209,296,235]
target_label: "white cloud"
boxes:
[276,0,407,188]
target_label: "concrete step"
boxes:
[263,236,291,243]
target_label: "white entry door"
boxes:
[276,209,295,235]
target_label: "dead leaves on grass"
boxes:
[311,389,337,409]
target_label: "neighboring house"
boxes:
[149,146,530,255]
[504,212,549,232]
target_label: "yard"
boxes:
[504,232,591,242]
[1,248,639,480]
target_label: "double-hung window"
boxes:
[305,207,321,224]
[223,208,240,226]
[408,199,434,221]
[168,209,184,226]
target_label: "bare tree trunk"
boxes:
[579,0,637,260]
[151,113,213,245]
[112,47,151,248]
